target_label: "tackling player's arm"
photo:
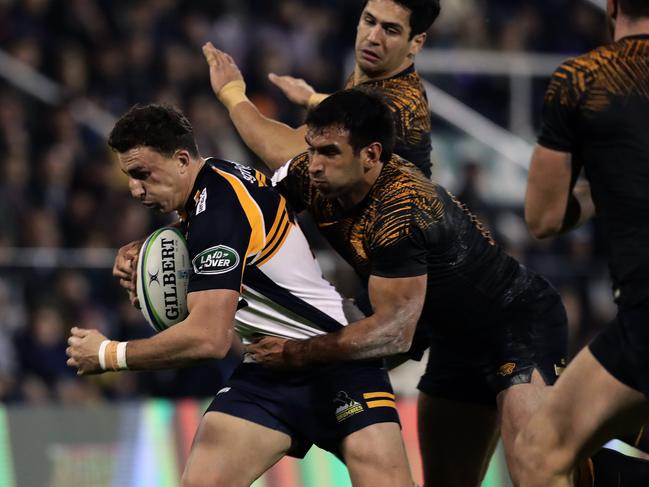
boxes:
[66,289,238,374]
[202,42,307,171]
[525,145,595,239]
[249,273,426,367]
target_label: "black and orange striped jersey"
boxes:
[274,152,534,357]
[539,35,649,306]
[182,158,353,342]
[344,65,433,177]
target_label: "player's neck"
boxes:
[354,59,413,84]
[177,157,206,212]
[337,163,383,209]
[614,16,649,41]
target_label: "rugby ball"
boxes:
[136,227,191,332]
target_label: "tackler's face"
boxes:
[118,146,186,214]
[305,125,366,200]
[355,0,424,78]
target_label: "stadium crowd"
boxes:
[0,0,613,404]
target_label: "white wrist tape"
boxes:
[116,342,128,370]
[98,340,110,371]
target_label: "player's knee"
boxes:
[181,466,241,487]
[514,426,575,485]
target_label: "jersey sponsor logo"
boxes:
[497,362,516,376]
[196,188,207,215]
[334,391,364,422]
[192,245,240,275]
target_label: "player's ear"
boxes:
[608,0,618,20]
[363,142,382,169]
[409,32,426,58]
[175,150,191,172]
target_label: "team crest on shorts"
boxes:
[334,391,364,422]
[554,358,567,376]
[497,362,517,376]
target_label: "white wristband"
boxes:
[98,340,110,371]
[117,342,128,370]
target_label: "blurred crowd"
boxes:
[0,0,614,404]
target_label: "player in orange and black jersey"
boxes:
[340,64,432,176]
[202,0,438,177]
[247,89,569,486]
[517,1,649,485]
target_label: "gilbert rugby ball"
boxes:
[136,227,191,332]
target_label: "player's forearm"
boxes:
[228,102,308,171]
[283,315,414,366]
[124,320,233,370]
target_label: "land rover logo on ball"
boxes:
[193,245,240,275]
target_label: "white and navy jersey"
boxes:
[182,158,348,342]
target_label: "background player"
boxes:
[67,104,414,487]
[246,89,569,487]
[201,0,437,177]
[516,0,649,485]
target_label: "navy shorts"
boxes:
[206,360,400,458]
[590,297,649,399]
[418,275,569,405]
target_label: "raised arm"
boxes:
[525,144,595,239]
[247,274,427,367]
[66,289,239,374]
[202,42,307,171]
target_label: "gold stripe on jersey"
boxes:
[255,170,268,187]
[363,392,395,400]
[212,167,266,259]
[366,399,396,409]
[546,38,649,113]
[255,198,292,266]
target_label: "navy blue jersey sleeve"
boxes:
[186,184,252,294]
[538,60,587,152]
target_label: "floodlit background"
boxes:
[0,0,624,485]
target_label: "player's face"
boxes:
[306,126,366,199]
[355,0,423,78]
[118,146,185,213]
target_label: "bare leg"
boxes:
[497,369,550,486]
[341,422,414,487]
[181,411,292,487]
[418,392,499,487]
[515,348,649,487]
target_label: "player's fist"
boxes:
[202,42,244,95]
[66,327,108,375]
[268,73,316,107]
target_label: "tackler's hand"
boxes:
[245,336,294,369]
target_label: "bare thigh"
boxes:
[341,422,414,487]
[516,347,649,487]
[181,411,292,487]
[418,392,499,487]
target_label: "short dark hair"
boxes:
[305,89,396,163]
[361,0,441,39]
[619,0,649,18]
[108,104,199,157]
